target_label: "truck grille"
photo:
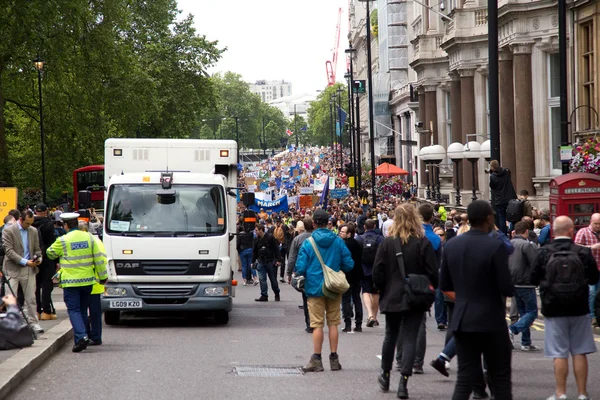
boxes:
[133,285,198,297]
[142,261,189,275]
[113,260,218,276]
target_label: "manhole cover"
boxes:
[233,365,304,377]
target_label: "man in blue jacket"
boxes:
[296,208,354,373]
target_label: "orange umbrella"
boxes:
[375,162,409,176]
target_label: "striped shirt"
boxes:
[574,226,600,270]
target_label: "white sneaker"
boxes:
[445,361,451,371]
[577,395,590,400]
[520,345,540,352]
[547,394,568,400]
[33,324,44,334]
[508,328,515,347]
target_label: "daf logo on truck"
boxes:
[116,262,139,269]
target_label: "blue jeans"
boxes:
[590,283,599,318]
[441,336,457,360]
[63,285,92,344]
[494,203,508,235]
[509,287,538,346]
[258,261,280,298]
[87,294,102,342]
[435,289,447,325]
[239,248,255,280]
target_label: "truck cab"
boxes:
[100,139,239,324]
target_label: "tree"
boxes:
[306,83,350,147]
[0,0,223,200]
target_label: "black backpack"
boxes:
[540,246,588,307]
[361,234,380,267]
[506,199,525,223]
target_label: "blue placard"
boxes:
[249,195,289,214]
[330,188,349,199]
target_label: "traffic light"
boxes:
[344,163,355,176]
[352,80,366,94]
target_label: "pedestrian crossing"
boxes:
[506,315,600,343]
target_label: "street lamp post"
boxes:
[336,87,344,171]
[345,71,356,194]
[33,57,46,204]
[419,146,432,200]
[329,99,336,168]
[294,104,298,148]
[447,142,465,206]
[345,47,357,191]
[428,145,446,203]
[463,141,482,202]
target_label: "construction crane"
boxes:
[326,7,343,86]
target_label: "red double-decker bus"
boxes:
[73,165,105,210]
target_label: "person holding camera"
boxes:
[0,294,34,350]
[489,160,517,235]
[1,210,44,334]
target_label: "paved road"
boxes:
[9,276,600,400]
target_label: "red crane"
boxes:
[326,7,343,86]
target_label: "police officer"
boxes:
[46,213,108,352]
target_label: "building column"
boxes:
[424,85,438,145]
[499,50,516,186]
[449,73,463,196]
[512,43,535,196]
[460,68,476,191]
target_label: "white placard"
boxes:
[110,220,130,232]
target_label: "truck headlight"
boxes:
[204,287,228,296]
[104,287,127,297]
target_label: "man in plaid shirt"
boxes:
[574,213,600,327]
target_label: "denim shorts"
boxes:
[544,315,597,358]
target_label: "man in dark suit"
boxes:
[440,200,515,400]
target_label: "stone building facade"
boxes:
[349,0,600,209]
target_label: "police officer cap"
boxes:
[60,212,80,221]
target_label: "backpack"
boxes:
[361,233,380,267]
[506,199,525,223]
[540,246,588,307]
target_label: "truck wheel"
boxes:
[104,311,121,326]
[214,311,229,325]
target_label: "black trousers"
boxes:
[452,331,512,400]
[341,284,363,326]
[396,313,426,367]
[36,261,55,314]
[381,310,423,376]
[302,291,310,328]
[279,248,287,278]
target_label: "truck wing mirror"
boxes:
[242,192,255,206]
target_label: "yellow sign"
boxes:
[349,176,355,188]
[0,188,18,226]
[143,176,150,182]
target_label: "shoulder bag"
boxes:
[308,237,349,298]
[393,237,435,311]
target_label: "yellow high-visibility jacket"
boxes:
[46,229,108,288]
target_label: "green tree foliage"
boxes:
[306,84,351,148]
[0,0,223,202]
[202,72,288,152]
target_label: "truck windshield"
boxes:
[105,184,226,235]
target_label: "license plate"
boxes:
[109,300,142,309]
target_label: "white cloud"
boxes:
[177,0,350,95]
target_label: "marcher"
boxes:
[286,218,314,333]
[357,219,384,327]
[32,203,58,321]
[338,223,363,333]
[295,209,354,372]
[489,160,517,235]
[2,210,44,334]
[252,223,282,302]
[507,221,540,351]
[532,216,599,400]
[574,213,600,327]
[46,213,108,352]
[440,200,514,400]
[373,203,438,399]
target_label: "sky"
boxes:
[177,0,350,96]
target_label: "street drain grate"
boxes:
[233,365,304,377]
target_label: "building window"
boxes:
[445,91,452,148]
[581,22,595,129]
[548,53,561,171]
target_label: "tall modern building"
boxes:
[249,80,293,102]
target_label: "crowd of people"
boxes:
[235,146,600,400]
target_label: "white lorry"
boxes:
[100,138,241,324]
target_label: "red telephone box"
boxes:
[549,172,600,230]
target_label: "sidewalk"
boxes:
[506,293,600,336]
[0,289,73,399]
